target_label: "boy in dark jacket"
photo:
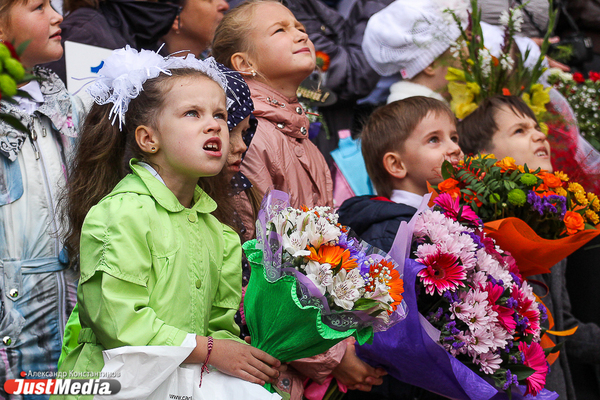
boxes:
[339,96,462,252]
[458,95,600,400]
[339,96,462,400]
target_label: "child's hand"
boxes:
[331,338,387,392]
[210,338,282,385]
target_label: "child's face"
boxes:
[178,0,229,52]
[151,77,230,185]
[246,2,315,86]
[1,0,63,69]
[225,116,250,181]
[398,111,462,195]
[488,105,553,172]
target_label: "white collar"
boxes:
[390,190,423,209]
[387,81,446,104]
[16,80,45,114]
[138,161,166,186]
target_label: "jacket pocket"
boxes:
[0,155,23,206]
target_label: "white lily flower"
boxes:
[305,260,333,295]
[328,269,364,310]
[282,230,311,257]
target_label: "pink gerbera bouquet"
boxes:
[413,193,551,395]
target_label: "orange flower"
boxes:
[495,156,517,172]
[307,245,357,271]
[564,211,585,235]
[502,88,511,96]
[315,51,331,72]
[540,172,563,189]
[388,267,404,313]
[437,178,460,199]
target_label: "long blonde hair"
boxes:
[211,0,280,69]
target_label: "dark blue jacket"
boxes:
[338,195,417,252]
[339,195,445,400]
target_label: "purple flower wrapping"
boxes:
[355,258,559,400]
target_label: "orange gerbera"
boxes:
[495,156,518,172]
[307,245,357,271]
[387,267,404,312]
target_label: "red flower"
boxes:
[589,71,600,82]
[502,88,511,96]
[416,251,466,296]
[2,42,19,60]
[315,51,330,72]
[573,72,585,83]
[518,341,548,396]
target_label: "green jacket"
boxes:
[56,161,243,398]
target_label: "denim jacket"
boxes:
[0,68,81,400]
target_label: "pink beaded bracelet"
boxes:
[199,336,213,387]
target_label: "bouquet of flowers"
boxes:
[242,190,407,365]
[356,194,558,399]
[445,0,554,122]
[433,154,600,274]
[547,69,600,151]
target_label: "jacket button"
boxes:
[195,280,202,289]
[188,213,197,223]
[296,107,303,115]
[277,123,285,129]
[300,126,307,135]
[3,336,11,345]
[320,25,326,32]
[295,146,305,157]
[9,289,18,298]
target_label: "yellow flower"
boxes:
[467,59,475,65]
[521,84,551,116]
[448,80,481,119]
[555,187,568,197]
[585,209,600,225]
[575,191,589,206]
[446,67,466,82]
[456,102,478,119]
[554,171,569,182]
[568,182,585,194]
[588,193,600,212]
[539,122,549,135]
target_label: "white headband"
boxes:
[87,45,233,130]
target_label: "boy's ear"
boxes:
[135,125,160,154]
[231,52,254,75]
[170,15,180,33]
[422,64,436,77]
[382,151,407,180]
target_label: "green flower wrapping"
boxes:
[242,239,373,364]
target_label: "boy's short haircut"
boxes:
[361,96,455,199]
[458,95,538,155]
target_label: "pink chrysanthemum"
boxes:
[518,341,548,396]
[417,251,466,295]
[434,192,481,226]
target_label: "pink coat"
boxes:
[241,80,333,209]
[237,80,341,399]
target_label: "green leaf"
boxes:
[0,113,28,133]
[15,40,31,57]
[441,160,455,180]
[353,298,381,311]
[544,341,564,356]
[508,364,536,380]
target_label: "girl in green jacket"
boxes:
[57,47,282,397]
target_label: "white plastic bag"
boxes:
[94,335,281,400]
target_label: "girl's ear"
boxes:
[135,125,160,154]
[383,151,407,179]
[231,52,254,75]
[170,15,181,34]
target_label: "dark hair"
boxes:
[61,69,229,263]
[458,95,538,155]
[361,96,455,199]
